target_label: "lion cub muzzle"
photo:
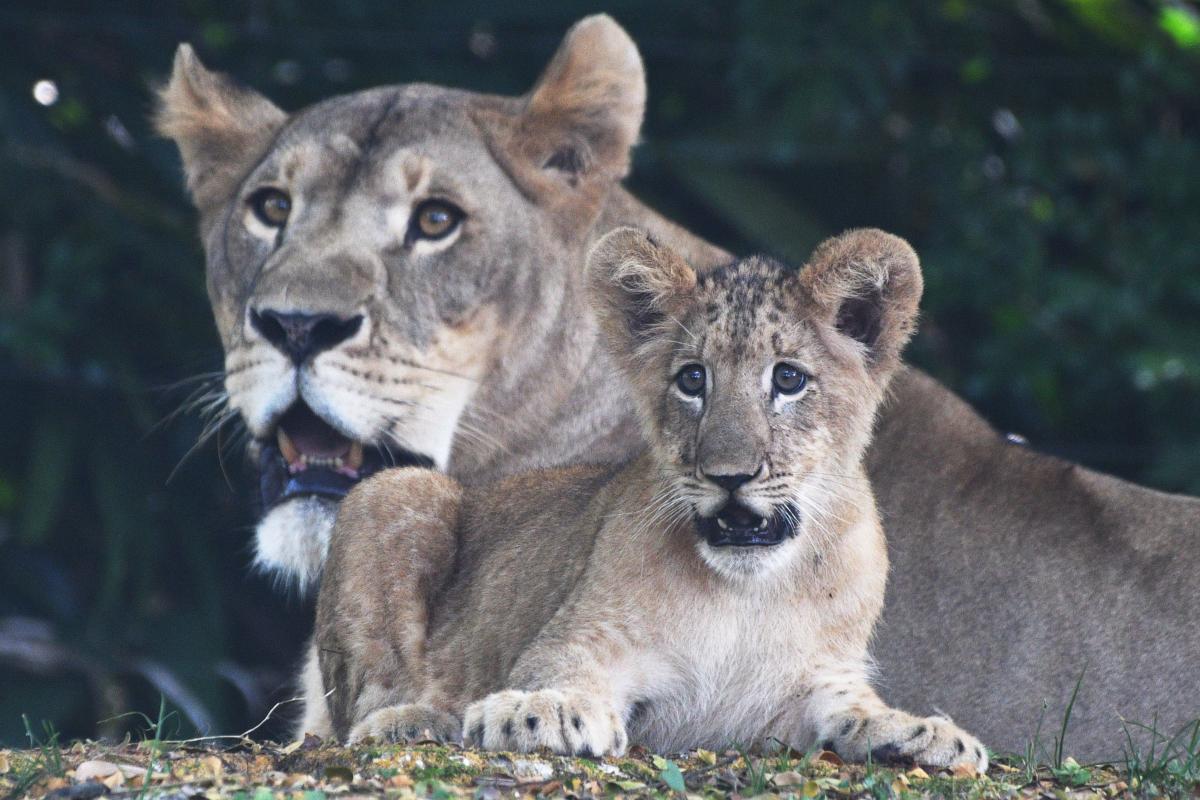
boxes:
[695,499,798,548]
[692,468,798,547]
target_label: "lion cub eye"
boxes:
[248,188,291,228]
[408,199,464,244]
[772,363,808,396]
[675,364,706,397]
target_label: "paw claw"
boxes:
[830,712,988,772]
[462,689,626,756]
[348,704,461,745]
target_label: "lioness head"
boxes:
[587,227,922,577]
[156,17,646,585]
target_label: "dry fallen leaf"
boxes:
[75,760,122,785]
[279,739,305,756]
[906,766,930,781]
[200,754,224,780]
[950,762,978,779]
[815,750,844,766]
[0,752,10,774]
[770,770,806,787]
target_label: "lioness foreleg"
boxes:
[804,666,988,772]
[349,704,462,745]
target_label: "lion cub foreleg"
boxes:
[315,468,463,744]
[462,634,631,757]
[802,663,988,772]
[463,688,628,757]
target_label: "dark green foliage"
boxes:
[1,1,1198,744]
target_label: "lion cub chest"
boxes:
[628,581,822,752]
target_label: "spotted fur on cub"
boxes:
[312,227,988,771]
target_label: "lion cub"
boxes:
[313,227,988,770]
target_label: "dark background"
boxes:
[1,1,1198,746]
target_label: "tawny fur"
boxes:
[312,228,988,771]
[158,15,1200,758]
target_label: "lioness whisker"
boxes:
[385,355,480,383]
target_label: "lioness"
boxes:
[158,16,1199,756]
[315,226,987,770]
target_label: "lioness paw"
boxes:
[462,689,627,757]
[348,704,461,745]
[827,711,988,773]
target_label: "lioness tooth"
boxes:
[277,428,301,465]
[346,441,365,471]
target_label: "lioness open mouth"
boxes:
[696,502,796,548]
[257,401,434,510]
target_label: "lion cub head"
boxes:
[587,228,922,576]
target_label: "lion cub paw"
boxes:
[348,704,462,745]
[833,712,988,773]
[463,689,627,756]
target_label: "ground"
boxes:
[4,735,1193,800]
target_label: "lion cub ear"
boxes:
[800,228,923,377]
[586,227,697,359]
[154,44,286,213]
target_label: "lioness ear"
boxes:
[490,15,644,202]
[800,228,923,375]
[586,227,696,357]
[154,44,286,212]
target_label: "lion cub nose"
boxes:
[704,472,758,494]
[250,309,363,365]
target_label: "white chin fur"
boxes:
[697,539,798,581]
[253,496,337,592]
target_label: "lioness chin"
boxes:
[312,226,987,771]
[159,15,1200,757]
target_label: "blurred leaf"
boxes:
[1160,6,1200,49]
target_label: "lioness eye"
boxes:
[249,188,291,228]
[675,364,706,397]
[772,363,808,395]
[408,199,464,243]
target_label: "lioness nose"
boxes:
[704,472,758,493]
[250,309,363,365]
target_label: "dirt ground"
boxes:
[1,734,1166,800]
